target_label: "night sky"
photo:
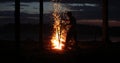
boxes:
[0,0,120,26]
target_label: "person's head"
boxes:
[64,11,73,20]
[66,11,72,17]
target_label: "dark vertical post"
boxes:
[102,0,110,47]
[40,0,43,51]
[15,0,20,60]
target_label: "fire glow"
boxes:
[50,1,68,50]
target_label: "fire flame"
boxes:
[51,1,68,50]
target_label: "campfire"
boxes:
[50,1,69,51]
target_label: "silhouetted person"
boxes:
[64,11,77,50]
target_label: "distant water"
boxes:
[0,31,39,41]
[0,32,120,42]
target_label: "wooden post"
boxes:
[102,0,110,47]
[15,0,20,61]
[40,0,43,51]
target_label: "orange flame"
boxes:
[51,2,68,50]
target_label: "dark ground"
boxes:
[0,40,120,63]
[0,23,120,63]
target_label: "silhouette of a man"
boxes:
[64,11,77,50]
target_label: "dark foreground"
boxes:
[0,40,120,63]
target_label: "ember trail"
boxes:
[50,0,69,50]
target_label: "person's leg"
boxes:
[65,34,70,49]
[72,30,78,49]
[65,30,72,50]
